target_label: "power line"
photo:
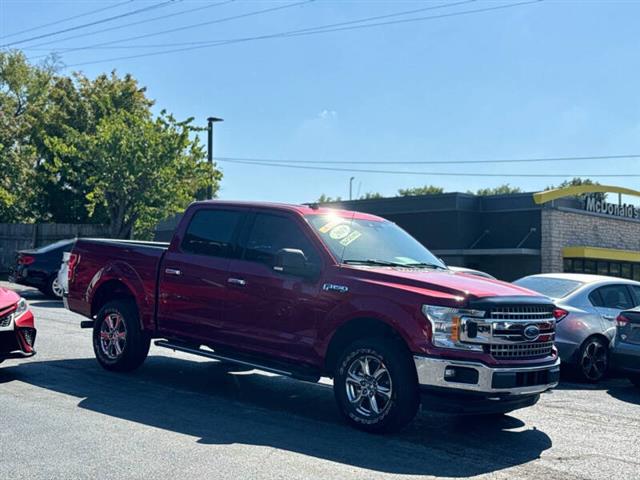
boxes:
[64,0,543,68]
[0,0,135,40]
[214,158,640,178]
[214,153,640,165]
[24,0,237,53]
[1,0,180,48]
[25,0,473,54]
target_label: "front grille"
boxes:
[0,313,12,328]
[490,341,554,359]
[490,305,554,321]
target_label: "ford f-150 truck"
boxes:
[66,201,561,432]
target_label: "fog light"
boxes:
[444,367,456,378]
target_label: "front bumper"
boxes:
[414,355,561,396]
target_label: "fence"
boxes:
[0,223,111,274]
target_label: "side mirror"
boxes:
[274,248,317,278]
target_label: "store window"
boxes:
[564,257,640,280]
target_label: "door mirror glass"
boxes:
[274,248,317,278]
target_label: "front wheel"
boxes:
[93,300,150,372]
[576,336,609,383]
[334,338,419,433]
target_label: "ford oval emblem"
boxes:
[523,325,540,341]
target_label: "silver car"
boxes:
[514,273,640,382]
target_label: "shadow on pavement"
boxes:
[607,382,640,405]
[1,355,552,477]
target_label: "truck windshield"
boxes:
[306,214,445,268]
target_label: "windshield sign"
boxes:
[306,214,445,269]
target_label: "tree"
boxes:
[47,109,219,239]
[0,50,55,222]
[360,192,384,199]
[397,185,444,196]
[317,194,342,203]
[474,184,522,196]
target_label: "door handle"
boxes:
[602,314,615,321]
[165,268,182,276]
[227,277,246,286]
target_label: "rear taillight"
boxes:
[68,253,79,283]
[552,308,568,322]
[616,314,629,327]
[18,255,35,265]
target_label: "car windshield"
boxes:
[514,276,584,299]
[306,214,445,268]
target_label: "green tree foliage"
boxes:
[0,51,221,238]
[317,194,342,203]
[474,184,522,196]
[360,192,384,199]
[397,185,444,196]
[546,177,606,201]
[0,51,55,221]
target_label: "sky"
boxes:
[2,0,640,203]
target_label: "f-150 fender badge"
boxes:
[322,283,349,293]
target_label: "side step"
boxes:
[154,340,321,383]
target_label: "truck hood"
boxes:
[346,266,540,300]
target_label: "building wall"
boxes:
[541,208,640,272]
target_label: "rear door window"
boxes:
[181,209,244,258]
[590,285,634,310]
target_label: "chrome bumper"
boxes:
[414,356,561,395]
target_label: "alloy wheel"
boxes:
[345,354,393,418]
[51,278,64,298]
[99,313,127,360]
[580,339,608,381]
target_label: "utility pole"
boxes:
[207,116,224,199]
[349,176,355,201]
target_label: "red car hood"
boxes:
[0,286,20,309]
[347,266,540,300]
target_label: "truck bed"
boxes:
[67,238,170,329]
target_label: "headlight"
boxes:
[422,305,485,351]
[14,298,28,318]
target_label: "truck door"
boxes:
[222,211,327,364]
[157,207,246,343]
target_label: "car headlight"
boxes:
[14,298,28,319]
[422,305,485,351]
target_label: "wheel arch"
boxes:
[91,279,140,327]
[323,317,415,376]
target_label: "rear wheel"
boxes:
[44,275,64,299]
[576,336,609,383]
[93,300,150,372]
[334,338,419,433]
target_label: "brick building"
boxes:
[320,185,640,281]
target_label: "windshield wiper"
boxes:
[343,259,444,269]
[343,259,407,267]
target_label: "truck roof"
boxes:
[192,200,385,221]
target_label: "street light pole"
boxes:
[349,176,355,201]
[207,116,224,199]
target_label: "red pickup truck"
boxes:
[67,201,561,432]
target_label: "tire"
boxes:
[93,300,150,372]
[575,336,609,383]
[44,275,64,299]
[334,337,419,433]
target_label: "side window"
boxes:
[629,286,640,306]
[244,213,320,266]
[591,285,634,310]
[181,209,244,258]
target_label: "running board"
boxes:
[154,340,320,383]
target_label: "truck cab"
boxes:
[67,201,560,433]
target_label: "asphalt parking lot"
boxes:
[1,281,639,480]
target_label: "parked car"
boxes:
[513,273,640,382]
[57,252,72,297]
[67,201,560,433]
[612,308,640,388]
[8,239,75,299]
[447,266,496,280]
[0,286,36,364]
